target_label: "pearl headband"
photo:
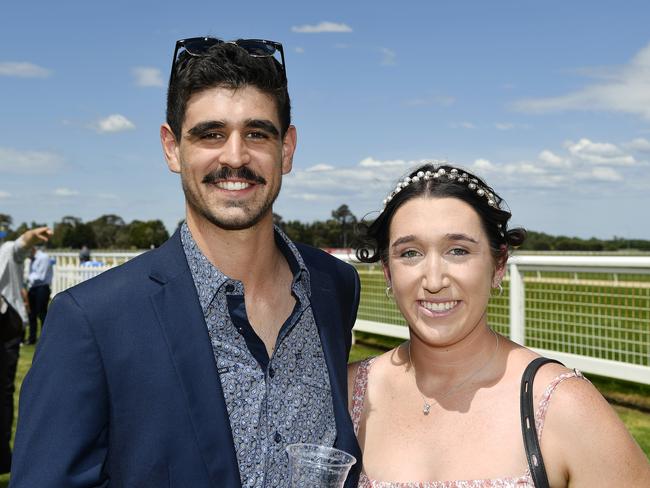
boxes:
[382,167,499,209]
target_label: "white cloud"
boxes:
[54,188,79,197]
[133,67,164,87]
[513,41,650,120]
[380,48,396,66]
[579,167,624,182]
[291,22,352,34]
[473,158,496,171]
[0,191,10,199]
[565,138,635,165]
[626,137,650,152]
[539,150,570,168]
[0,147,64,174]
[294,47,305,54]
[0,62,51,78]
[450,122,476,129]
[306,164,335,172]
[495,122,515,131]
[359,157,411,168]
[95,114,136,134]
[287,193,322,201]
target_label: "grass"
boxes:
[0,339,646,486]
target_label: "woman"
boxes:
[348,163,650,487]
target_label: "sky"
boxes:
[1,0,650,240]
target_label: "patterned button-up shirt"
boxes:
[181,223,337,488]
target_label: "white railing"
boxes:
[48,251,142,267]
[352,255,650,385]
[47,252,650,385]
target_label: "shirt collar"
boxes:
[181,222,311,314]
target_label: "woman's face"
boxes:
[384,196,504,346]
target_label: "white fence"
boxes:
[48,252,650,385]
[49,250,142,267]
[353,255,650,385]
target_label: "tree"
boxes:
[51,216,96,249]
[331,204,357,248]
[0,214,12,231]
[125,220,169,249]
[89,214,126,249]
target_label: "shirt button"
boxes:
[268,367,275,378]
[274,432,282,443]
[225,284,234,293]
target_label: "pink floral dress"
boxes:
[351,357,585,488]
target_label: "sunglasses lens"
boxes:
[181,37,222,57]
[235,39,277,57]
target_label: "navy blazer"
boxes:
[11,230,362,488]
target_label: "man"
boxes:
[25,245,53,344]
[0,227,51,473]
[12,37,361,487]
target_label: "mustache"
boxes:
[202,166,267,185]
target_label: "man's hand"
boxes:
[20,227,52,248]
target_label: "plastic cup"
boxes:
[286,443,357,487]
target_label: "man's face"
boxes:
[162,85,296,231]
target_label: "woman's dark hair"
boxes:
[166,43,290,140]
[355,163,526,264]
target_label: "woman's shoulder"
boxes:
[504,343,574,385]
[347,348,403,387]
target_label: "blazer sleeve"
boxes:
[11,291,109,488]
[344,265,361,355]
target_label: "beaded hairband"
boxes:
[382,167,499,209]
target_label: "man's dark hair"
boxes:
[166,43,291,140]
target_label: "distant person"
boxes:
[24,245,53,345]
[12,36,361,487]
[349,163,650,487]
[78,245,91,264]
[0,227,51,473]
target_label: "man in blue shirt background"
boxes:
[25,246,53,345]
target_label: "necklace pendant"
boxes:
[423,402,431,415]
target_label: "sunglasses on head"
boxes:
[169,37,286,86]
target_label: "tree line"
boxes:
[0,214,169,250]
[1,207,649,252]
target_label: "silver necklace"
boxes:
[407,329,500,415]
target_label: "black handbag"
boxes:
[0,303,25,342]
[520,357,563,488]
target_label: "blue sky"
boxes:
[2,0,650,239]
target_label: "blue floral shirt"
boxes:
[181,223,336,488]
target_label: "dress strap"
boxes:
[534,369,586,439]
[351,357,376,436]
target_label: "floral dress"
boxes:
[351,357,585,488]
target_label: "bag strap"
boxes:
[520,357,563,488]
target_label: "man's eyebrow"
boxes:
[186,120,225,138]
[445,233,479,244]
[391,235,417,249]
[245,119,280,137]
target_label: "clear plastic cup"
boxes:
[286,443,357,487]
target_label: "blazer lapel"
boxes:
[309,266,362,486]
[149,232,241,488]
